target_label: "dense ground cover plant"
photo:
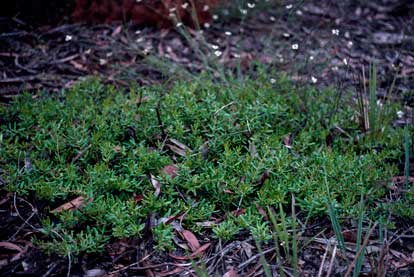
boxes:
[0,74,407,257]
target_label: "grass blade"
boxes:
[405,125,410,189]
[291,194,299,277]
[267,206,286,277]
[323,163,346,253]
[369,63,377,134]
[353,194,365,277]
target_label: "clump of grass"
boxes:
[0,73,406,259]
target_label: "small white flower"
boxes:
[211,44,219,50]
[311,76,318,83]
[283,33,290,38]
[169,7,176,12]
[203,5,209,11]
[269,16,276,22]
[377,100,383,107]
[176,22,183,28]
[225,31,232,36]
[247,3,255,8]
[135,30,141,34]
[65,35,72,41]
[331,29,340,36]
[292,43,299,50]
[347,41,353,48]
[397,110,404,118]
[240,9,247,15]
[204,22,211,28]
[214,50,222,57]
[212,14,219,20]
[233,53,241,58]
[296,10,303,15]
[286,4,293,9]
[309,55,314,61]
[136,37,144,43]
[270,78,276,84]
[343,58,348,65]
[181,2,189,9]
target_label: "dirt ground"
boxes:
[1,0,414,276]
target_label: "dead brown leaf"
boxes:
[249,142,258,159]
[69,60,88,71]
[149,174,161,197]
[195,221,216,228]
[169,243,211,260]
[342,230,357,243]
[166,139,192,157]
[0,241,24,252]
[284,133,293,149]
[0,193,12,206]
[199,141,209,160]
[133,194,144,202]
[158,267,185,276]
[223,267,238,277]
[191,242,211,257]
[162,164,178,179]
[230,208,246,217]
[51,196,87,213]
[111,25,123,37]
[257,170,270,186]
[255,204,268,221]
[181,230,201,252]
[391,176,414,185]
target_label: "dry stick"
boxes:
[389,226,414,245]
[41,262,59,277]
[317,242,330,277]
[377,240,389,277]
[109,251,165,274]
[214,101,236,116]
[9,193,38,240]
[282,268,295,277]
[207,241,243,273]
[71,144,92,163]
[237,247,276,270]
[326,243,338,277]
[156,99,166,139]
[12,193,72,277]
[344,222,378,277]
[50,54,79,64]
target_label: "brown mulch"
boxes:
[1,0,414,276]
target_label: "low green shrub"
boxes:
[0,74,406,255]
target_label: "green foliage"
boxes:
[153,223,175,252]
[213,218,240,241]
[0,73,406,256]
